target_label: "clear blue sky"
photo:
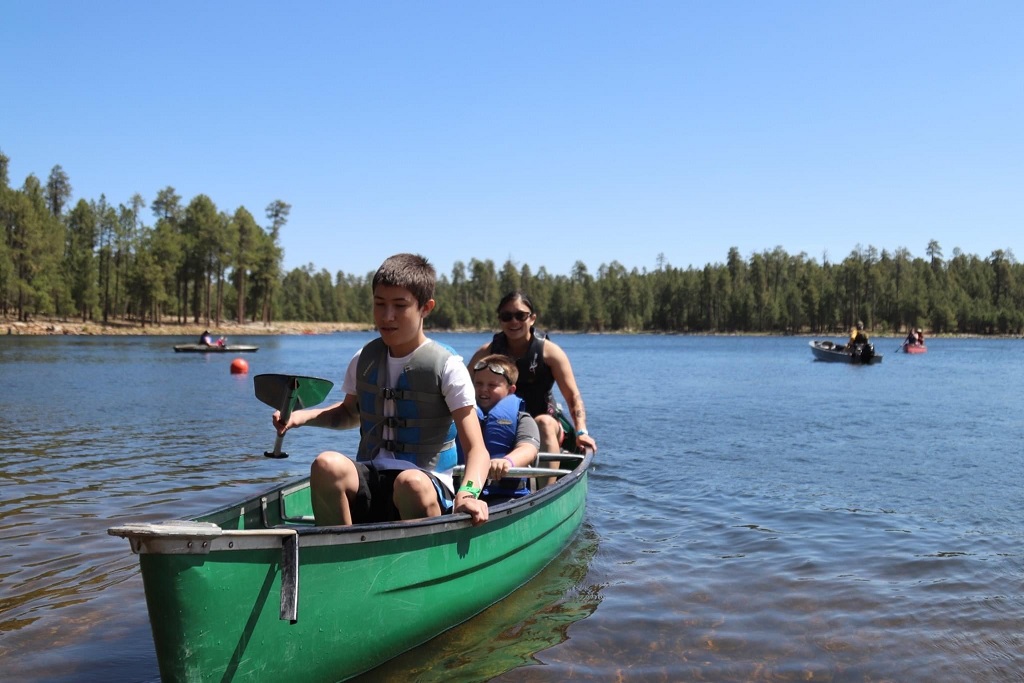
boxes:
[3,2,1022,279]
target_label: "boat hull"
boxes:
[173,344,259,353]
[903,344,927,354]
[809,340,883,364]
[110,454,591,682]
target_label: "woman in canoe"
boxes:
[467,291,597,461]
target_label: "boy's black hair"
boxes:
[373,253,436,307]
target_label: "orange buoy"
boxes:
[230,358,249,374]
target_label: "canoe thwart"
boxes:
[452,465,572,479]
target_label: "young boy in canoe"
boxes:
[272,253,490,526]
[463,354,541,502]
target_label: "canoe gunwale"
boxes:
[108,451,593,555]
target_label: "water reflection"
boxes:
[356,525,602,682]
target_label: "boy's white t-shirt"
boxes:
[341,340,475,493]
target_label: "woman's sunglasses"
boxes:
[473,360,511,380]
[498,310,532,323]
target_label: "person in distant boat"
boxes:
[458,354,540,503]
[271,253,490,527]
[916,328,925,345]
[905,327,918,347]
[466,291,597,484]
[846,320,869,350]
[200,330,226,347]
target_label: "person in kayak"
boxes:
[272,253,491,527]
[199,330,225,347]
[904,327,919,347]
[460,354,540,503]
[466,291,597,482]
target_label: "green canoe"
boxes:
[108,451,592,682]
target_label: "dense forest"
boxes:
[2,152,1023,336]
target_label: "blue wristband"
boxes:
[576,429,588,437]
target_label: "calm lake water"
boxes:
[2,332,1023,682]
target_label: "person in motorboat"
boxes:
[845,320,876,362]
[271,253,491,527]
[846,320,869,350]
[459,354,540,503]
[466,291,597,484]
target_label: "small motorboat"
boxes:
[809,339,882,364]
[173,344,259,353]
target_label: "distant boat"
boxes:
[902,343,927,354]
[173,344,259,353]
[809,340,882,364]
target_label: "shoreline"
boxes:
[3,317,373,337]
[3,316,1017,339]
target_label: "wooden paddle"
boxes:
[254,373,334,458]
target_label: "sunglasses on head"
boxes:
[498,310,532,323]
[473,360,511,379]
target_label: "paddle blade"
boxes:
[292,375,335,410]
[254,374,335,459]
[254,374,334,412]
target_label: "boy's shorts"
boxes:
[351,462,454,524]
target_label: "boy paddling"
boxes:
[272,253,490,526]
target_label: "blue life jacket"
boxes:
[354,338,457,474]
[457,394,530,499]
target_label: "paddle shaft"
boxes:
[268,401,293,458]
[270,433,287,458]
